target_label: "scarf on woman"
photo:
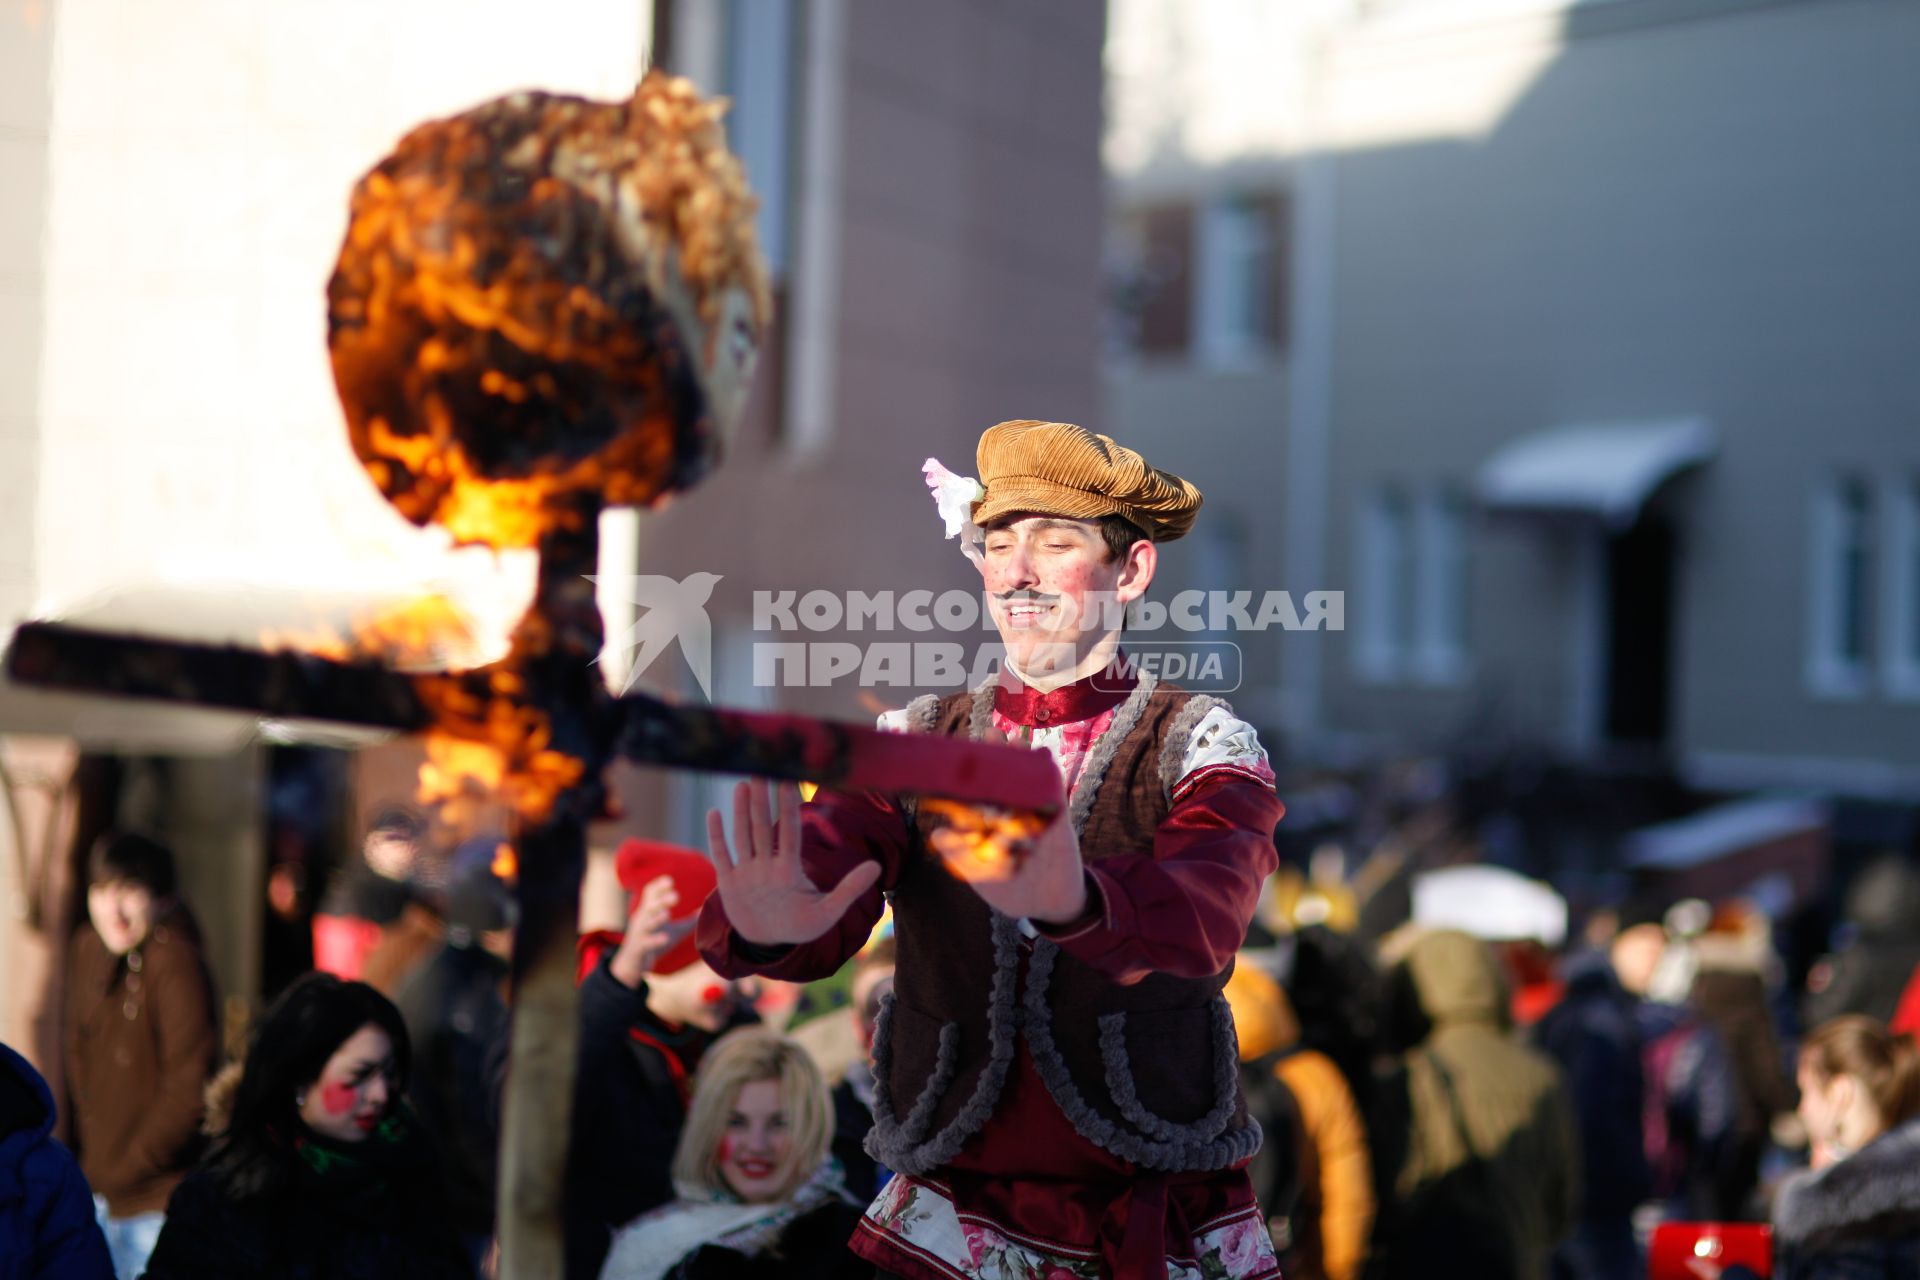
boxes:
[599,1158,857,1280]
[289,1108,434,1217]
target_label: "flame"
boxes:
[328,75,771,551]
[264,593,480,672]
[413,667,585,827]
[919,798,1049,884]
[492,841,519,883]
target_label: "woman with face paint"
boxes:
[142,973,472,1280]
[598,1029,865,1280]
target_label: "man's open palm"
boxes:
[706,778,881,946]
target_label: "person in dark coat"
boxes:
[1610,917,1743,1223]
[141,973,471,1280]
[1803,854,1920,1030]
[394,853,515,1264]
[599,1029,865,1280]
[567,842,758,1280]
[63,833,216,1280]
[1534,946,1650,1280]
[0,1042,112,1280]
[1773,1015,1920,1280]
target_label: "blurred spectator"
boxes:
[568,841,757,1280]
[1226,961,1373,1280]
[1610,912,1742,1224]
[1498,939,1568,1030]
[1264,846,1361,935]
[142,973,470,1280]
[313,806,444,995]
[1534,940,1649,1280]
[395,845,516,1267]
[1371,929,1577,1280]
[0,1041,113,1279]
[1772,1016,1920,1280]
[1671,901,1791,1219]
[792,936,894,1204]
[1288,925,1388,1121]
[63,832,216,1280]
[1802,854,1920,1029]
[599,1028,865,1280]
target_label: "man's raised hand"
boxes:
[705,778,881,946]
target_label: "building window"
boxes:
[1193,193,1288,369]
[1109,203,1194,359]
[1355,488,1413,683]
[661,0,808,446]
[1807,475,1873,698]
[1413,489,1469,685]
[1356,483,1470,686]
[720,0,797,276]
[1886,476,1920,700]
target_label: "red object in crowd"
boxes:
[1890,963,1920,1039]
[312,913,382,981]
[573,840,718,983]
[1648,1222,1772,1280]
[613,839,716,975]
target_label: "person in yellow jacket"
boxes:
[1226,961,1375,1280]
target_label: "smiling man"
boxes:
[697,420,1286,1280]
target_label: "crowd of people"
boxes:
[10,772,1920,1280]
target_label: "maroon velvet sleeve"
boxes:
[695,787,910,984]
[1039,774,1283,984]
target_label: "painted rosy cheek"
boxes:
[320,1080,358,1117]
[716,1136,732,1163]
[700,984,726,1005]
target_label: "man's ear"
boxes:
[1115,539,1156,603]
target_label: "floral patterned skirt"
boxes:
[853,1173,1278,1280]
[848,1048,1279,1280]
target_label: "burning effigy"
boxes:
[328,75,770,549]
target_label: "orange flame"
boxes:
[414,669,585,827]
[491,842,519,883]
[263,593,479,672]
[919,798,1049,884]
[328,75,772,551]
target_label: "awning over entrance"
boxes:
[1475,418,1715,528]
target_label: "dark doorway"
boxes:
[1604,519,1676,744]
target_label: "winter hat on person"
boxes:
[613,839,717,975]
[970,419,1203,542]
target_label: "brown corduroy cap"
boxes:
[971,420,1203,543]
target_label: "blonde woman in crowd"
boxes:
[599,1028,864,1280]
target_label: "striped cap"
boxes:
[972,419,1202,542]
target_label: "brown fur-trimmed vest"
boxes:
[865,673,1262,1177]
